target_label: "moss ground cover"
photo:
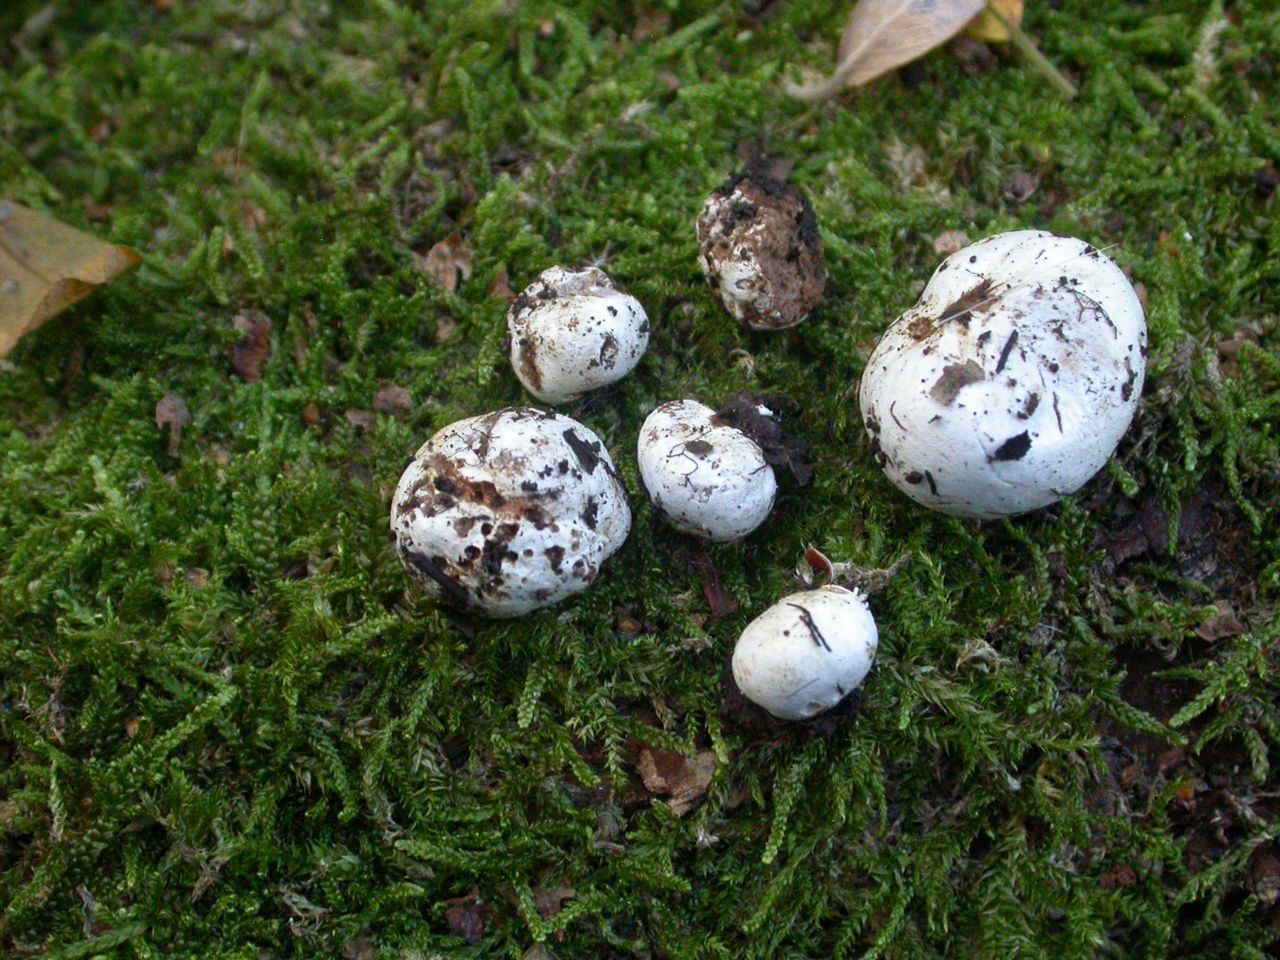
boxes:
[2,1,1279,956]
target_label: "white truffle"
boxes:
[636,399,777,543]
[732,586,878,720]
[507,266,650,404]
[390,407,630,617]
[858,230,1147,519]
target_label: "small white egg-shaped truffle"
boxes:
[859,230,1147,518]
[390,407,630,617]
[636,399,777,543]
[732,586,878,720]
[507,266,650,404]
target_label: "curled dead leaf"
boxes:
[443,888,490,945]
[373,384,414,418]
[420,233,473,292]
[1194,603,1245,642]
[154,392,191,457]
[637,747,717,815]
[803,545,835,585]
[689,552,738,619]
[0,200,141,356]
[230,311,272,382]
[487,264,516,303]
[534,881,576,920]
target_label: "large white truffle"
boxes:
[636,399,777,543]
[507,266,650,404]
[858,230,1147,519]
[390,407,630,617]
[732,586,878,720]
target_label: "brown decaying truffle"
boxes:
[696,162,826,331]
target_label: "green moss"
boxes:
[3,0,1279,956]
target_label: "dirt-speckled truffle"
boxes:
[507,266,649,404]
[637,399,778,543]
[858,230,1147,519]
[696,162,826,330]
[391,407,630,617]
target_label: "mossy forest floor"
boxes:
[3,1,1280,957]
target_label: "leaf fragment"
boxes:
[637,747,717,815]
[230,311,272,382]
[420,233,473,292]
[0,200,141,356]
[443,888,490,944]
[373,384,413,418]
[155,392,191,457]
[786,0,986,101]
[965,0,1023,43]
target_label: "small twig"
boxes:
[989,5,1078,100]
[787,603,831,651]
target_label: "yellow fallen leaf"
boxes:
[0,200,141,356]
[965,0,1024,43]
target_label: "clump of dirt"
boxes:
[1093,485,1257,604]
[712,392,812,484]
[696,160,826,330]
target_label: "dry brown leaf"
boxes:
[443,888,490,945]
[345,409,377,432]
[689,552,738,619]
[965,0,1023,42]
[786,0,986,101]
[0,200,141,356]
[230,311,272,382]
[155,392,191,457]
[373,384,414,418]
[487,263,516,302]
[637,747,717,816]
[533,881,576,920]
[933,230,971,255]
[420,233,473,292]
[434,314,460,343]
[1195,603,1246,642]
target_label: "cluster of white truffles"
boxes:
[390,223,1146,724]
